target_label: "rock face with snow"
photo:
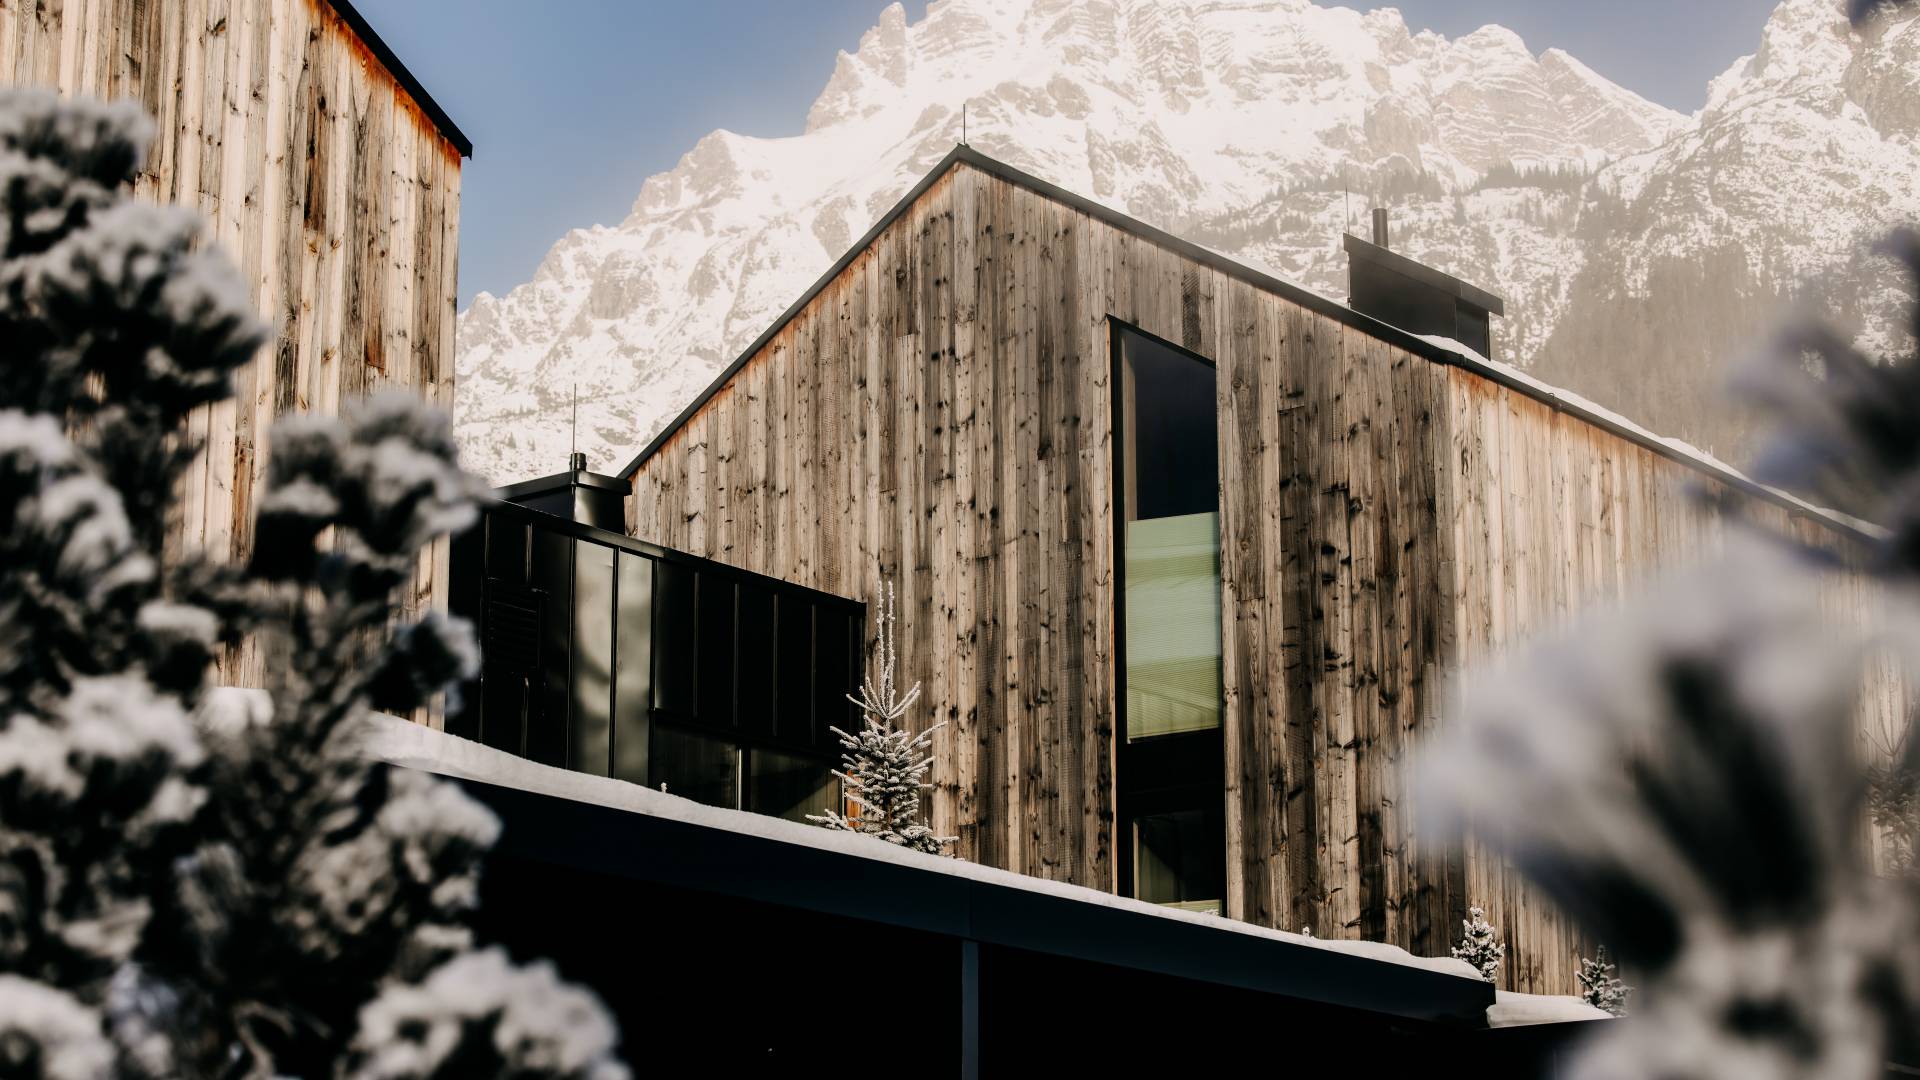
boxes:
[454,0,1918,485]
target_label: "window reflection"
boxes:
[1134,807,1224,914]
[750,747,840,824]
[650,725,739,810]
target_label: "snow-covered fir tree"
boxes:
[810,575,953,855]
[0,88,626,1078]
[1578,947,1632,1017]
[1449,906,1504,983]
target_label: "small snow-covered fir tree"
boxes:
[1578,947,1632,1017]
[810,575,953,855]
[1450,906,1504,983]
[0,88,627,1078]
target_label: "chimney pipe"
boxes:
[569,451,587,473]
[1371,207,1390,250]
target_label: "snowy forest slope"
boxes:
[453,0,1919,485]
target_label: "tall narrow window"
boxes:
[1114,322,1225,913]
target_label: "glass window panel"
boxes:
[1119,327,1222,742]
[736,585,775,738]
[652,562,696,717]
[1124,512,1222,739]
[775,598,814,745]
[813,608,855,743]
[696,574,736,727]
[649,725,739,810]
[1134,807,1223,913]
[570,541,615,777]
[612,552,653,785]
[749,747,840,824]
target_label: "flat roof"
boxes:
[329,1,473,159]
[613,145,1871,544]
[363,714,1494,1026]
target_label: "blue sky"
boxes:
[358,0,1782,309]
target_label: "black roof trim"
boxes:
[494,468,628,502]
[1344,233,1506,315]
[615,144,1870,543]
[451,772,1494,1027]
[327,0,473,159]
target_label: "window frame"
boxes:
[1108,317,1229,909]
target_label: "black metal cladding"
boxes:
[447,499,863,803]
[1343,232,1505,361]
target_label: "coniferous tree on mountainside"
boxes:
[0,89,626,1078]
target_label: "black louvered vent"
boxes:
[483,582,543,676]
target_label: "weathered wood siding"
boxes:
[629,159,1891,993]
[1440,367,1910,991]
[0,0,463,691]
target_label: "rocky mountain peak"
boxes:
[455,0,1917,487]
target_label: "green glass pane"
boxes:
[1134,808,1222,912]
[1124,511,1222,740]
[650,726,739,810]
[749,747,840,824]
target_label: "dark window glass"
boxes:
[653,561,696,717]
[650,725,739,810]
[527,528,574,767]
[749,747,839,824]
[1133,806,1224,913]
[775,599,814,744]
[1122,329,1219,521]
[570,541,615,776]
[736,584,775,738]
[696,573,736,727]
[813,607,854,741]
[612,552,653,785]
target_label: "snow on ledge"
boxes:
[1413,332,1883,541]
[1488,990,1614,1028]
[358,713,1486,985]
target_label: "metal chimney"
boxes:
[496,454,628,533]
[1371,207,1390,250]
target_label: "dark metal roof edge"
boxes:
[1343,232,1507,315]
[326,0,473,159]
[448,770,1495,1027]
[614,145,1869,544]
[494,469,626,501]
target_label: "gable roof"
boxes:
[616,145,1874,544]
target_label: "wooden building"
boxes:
[618,146,1896,994]
[0,0,470,687]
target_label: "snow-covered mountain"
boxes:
[454,0,1919,485]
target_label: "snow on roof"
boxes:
[1413,332,1883,542]
[359,713,1485,985]
[1488,990,1615,1028]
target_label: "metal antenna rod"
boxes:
[571,379,578,460]
[962,102,967,145]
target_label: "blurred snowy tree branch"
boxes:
[0,87,626,1079]
[1418,5,1920,1075]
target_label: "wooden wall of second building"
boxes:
[0,0,464,692]
[628,157,1898,995]
[1440,365,1908,992]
